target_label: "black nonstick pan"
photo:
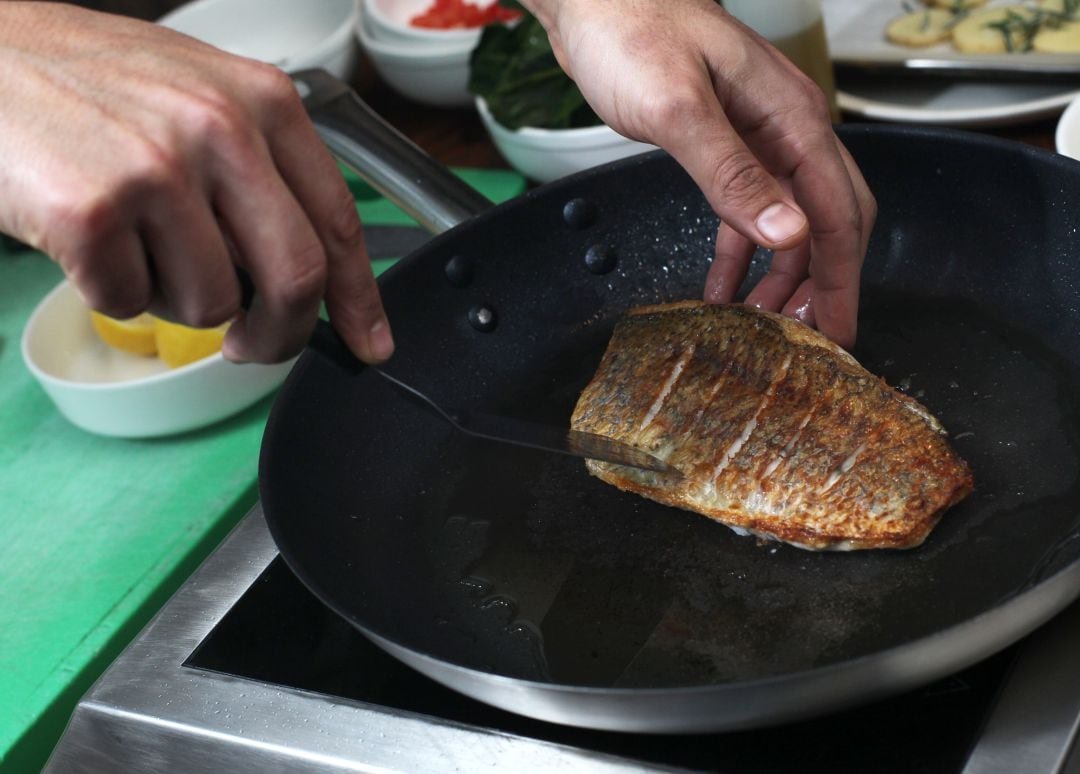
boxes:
[261,71,1080,733]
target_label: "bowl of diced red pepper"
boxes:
[363,0,520,45]
[357,0,521,107]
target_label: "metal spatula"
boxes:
[308,320,677,475]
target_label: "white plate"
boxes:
[824,0,1080,126]
[837,82,1080,127]
[825,0,1080,75]
[1056,94,1080,159]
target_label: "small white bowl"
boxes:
[363,0,480,46]
[356,13,474,107]
[1055,94,1080,161]
[21,281,294,438]
[475,97,657,183]
[158,0,360,79]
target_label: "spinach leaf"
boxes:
[468,9,600,130]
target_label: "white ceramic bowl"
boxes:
[21,281,294,438]
[1055,94,1080,161]
[158,0,360,79]
[363,0,480,46]
[356,13,474,107]
[475,97,657,183]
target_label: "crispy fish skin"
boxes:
[571,301,973,551]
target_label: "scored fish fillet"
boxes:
[570,301,973,551]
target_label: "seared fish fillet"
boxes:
[571,302,973,551]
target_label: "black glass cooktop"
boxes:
[187,556,1017,773]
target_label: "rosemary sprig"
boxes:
[984,8,1043,52]
[1034,0,1080,29]
[899,1,970,31]
[946,7,971,29]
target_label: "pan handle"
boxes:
[291,69,493,235]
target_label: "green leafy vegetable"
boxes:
[468,9,599,130]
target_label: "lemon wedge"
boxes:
[89,311,158,357]
[154,318,229,369]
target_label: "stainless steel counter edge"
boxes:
[44,506,679,774]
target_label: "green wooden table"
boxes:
[0,168,523,773]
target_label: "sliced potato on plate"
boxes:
[952,5,1038,52]
[1036,0,1078,14]
[887,9,957,46]
[1034,18,1080,51]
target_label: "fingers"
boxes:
[701,129,871,348]
[142,196,239,328]
[648,77,809,253]
[805,139,875,344]
[683,26,868,346]
[704,221,755,303]
[787,137,874,348]
[745,240,811,313]
[262,85,393,364]
[645,56,863,346]
[712,74,868,346]
[166,64,392,366]
[61,224,152,320]
[213,149,326,364]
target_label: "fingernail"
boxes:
[755,203,806,245]
[221,339,248,364]
[221,321,248,364]
[369,318,395,362]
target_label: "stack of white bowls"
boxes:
[357,0,656,182]
[358,0,483,107]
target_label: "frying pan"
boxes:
[262,71,1080,733]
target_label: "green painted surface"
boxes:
[0,167,524,773]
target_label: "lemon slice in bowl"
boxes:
[89,311,158,357]
[154,318,229,368]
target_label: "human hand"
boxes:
[0,2,393,364]
[521,0,875,348]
